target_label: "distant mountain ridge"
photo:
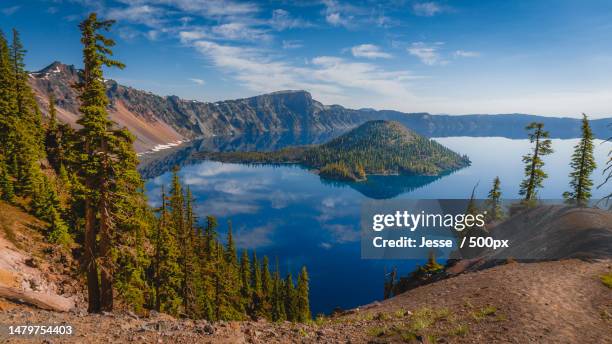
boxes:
[28,61,612,152]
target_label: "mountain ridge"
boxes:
[28,62,612,152]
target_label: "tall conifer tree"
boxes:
[296,266,311,322]
[251,251,263,316]
[284,272,297,321]
[260,255,273,318]
[239,249,252,313]
[0,160,14,202]
[0,30,17,164]
[486,176,503,221]
[600,136,611,202]
[563,114,596,205]
[75,12,146,312]
[271,258,286,321]
[519,122,553,202]
[152,185,182,314]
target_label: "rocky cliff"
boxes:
[28,62,612,152]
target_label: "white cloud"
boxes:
[191,163,244,177]
[135,0,259,18]
[270,9,309,30]
[351,44,391,59]
[326,12,345,26]
[322,0,354,27]
[107,5,164,26]
[323,224,359,243]
[211,22,270,41]
[179,30,209,42]
[413,2,444,16]
[189,39,419,108]
[189,78,205,85]
[179,24,270,43]
[282,40,303,49]
[233,223,277,249]
[147,30,160,40]
[321,0,395,28]
[1,5,20,15]
[197,200,259,217]
[454,50,480,58]
[408,42,447,65]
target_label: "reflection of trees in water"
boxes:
[139,130,467,199]
[138,130,345,179]
[319,171,458,199]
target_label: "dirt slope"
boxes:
[0,203,82,311]
[1,259,609,343]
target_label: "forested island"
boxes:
[195,120,471,181]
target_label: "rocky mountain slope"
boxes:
[29,62,612,153]
[28,62,183,152]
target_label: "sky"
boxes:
[2,0,612,118]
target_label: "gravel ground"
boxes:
[1,259,610,344]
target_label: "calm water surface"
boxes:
[144,137,610,315]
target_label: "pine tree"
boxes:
[260,255,273,318]
[383,266,397,299]
[284,272,297,321]
[11,28,26,116]
[169,167,192,315]
[46,206,71,245]
[271,258,286,321]
[9,29,45,193]
[47,93,58,131]
[600,136,611,203]
[519,122,553,203]
[75,12,143,313]
[196,215,219,320]
[0,30,17,163]
[423,251,443,272]
[486,176,503,221]
[225,221,238,266]
[0,160,14,203]
[182,186,200,317]
[45,93,71,171]
[563,114,596,205]
[239,249,252,314]
[204,215,218,259]
[29,171,71,245]
[296,266,311,322]
[113,194,153,315]
[222,221,244,319]
[251,250,263,317]
[152,185,182,315]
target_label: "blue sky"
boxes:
[2,0,612,117]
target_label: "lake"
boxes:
[143,137,610,315]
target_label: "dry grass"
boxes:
[601,272,612,289]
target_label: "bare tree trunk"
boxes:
[0,286,75,312]
[84,199,100,313]
[99,203,113,311]
[99,150,113,312]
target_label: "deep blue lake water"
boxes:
[143,137,610,315]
